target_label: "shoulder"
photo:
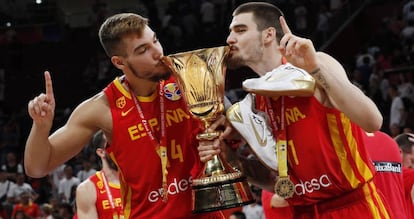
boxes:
[76,179,96,199]
[71,92,111,127]
[77,92,109,111]
[76,179,97,211]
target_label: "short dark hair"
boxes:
[230,210,246,219]
[394,133,414,153]
[89,130,109,169]
[99,13,148,57]
[90,130,106,151]
[233,2,284,44]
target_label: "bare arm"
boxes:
[25,71,107,177]
[278,17,382,132]
[312,52,382,132]
[76,180,99,219]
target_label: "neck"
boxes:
[249,52,283,76]
[102,167,119,184]
[124,76,159,97]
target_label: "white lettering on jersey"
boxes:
[295,174,332,196]
[148,176,192,202]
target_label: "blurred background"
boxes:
[0,0,411,218]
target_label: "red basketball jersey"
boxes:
[363,131,407,218]
[256,95,389,217]
[88,171,124,219]
[104,76,222,218]
[403,167,414,219]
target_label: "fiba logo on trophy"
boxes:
[162,46,254,213]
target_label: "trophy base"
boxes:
[192,172,255,214]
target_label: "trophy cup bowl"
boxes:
[162,46,254,213]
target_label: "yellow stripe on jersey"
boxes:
[363,182,390,219]
[114,77,131,99]
[327,113,359,187]
[113,77,158,102]
[327,113,373,188]
[121,185,132,219]
[339,113,374,184]
[288,140,299,165]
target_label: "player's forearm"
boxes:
[24,124,53,178]
[313,52,382,131]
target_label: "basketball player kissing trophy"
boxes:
[162,46,255,214]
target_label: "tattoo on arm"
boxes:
[309,68,329,90]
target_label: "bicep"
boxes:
[48,100,105,169]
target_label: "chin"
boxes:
[226,58,244,70]
[150,71,171,82]
[160,71,172,80]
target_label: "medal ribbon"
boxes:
[101,171,115,209]
[127,80,168,202]
[101,171,124,218]
[265,96,288,178]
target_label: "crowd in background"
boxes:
[0,0,412,218]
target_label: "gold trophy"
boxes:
[162,46,254,213]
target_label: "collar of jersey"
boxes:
[114,77,158,102]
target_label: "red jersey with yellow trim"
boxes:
[256,95,378,204]
[103,76,221,219]
[403,167,414,219]
[89,171,124,219]
[363,131,407,219]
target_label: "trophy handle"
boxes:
[196,131,220,141]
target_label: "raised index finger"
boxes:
[44,71,54,99]
[279,16,291,34]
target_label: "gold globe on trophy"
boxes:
[162,46,254,213]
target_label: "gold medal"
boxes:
[263,97,294,199]
[274,177,294,199]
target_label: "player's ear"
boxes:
[96,148,105,156]
[263,27,276,45]
[111,56,125,70]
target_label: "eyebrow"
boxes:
[133,33,157,53]
[230,23,248,31]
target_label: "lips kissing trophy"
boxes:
[162,46,254,213]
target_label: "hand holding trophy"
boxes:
[162,46,254,213]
